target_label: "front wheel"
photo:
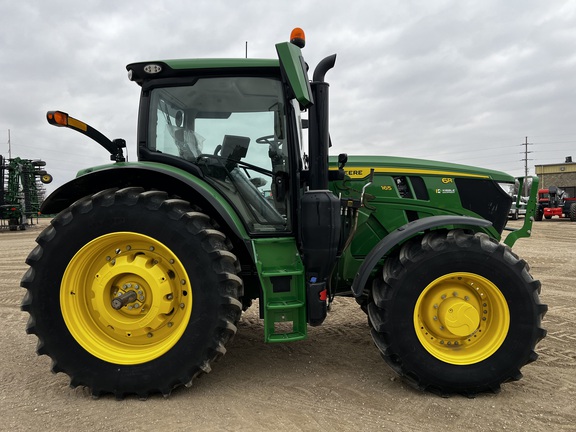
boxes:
[21,187,243,398]
[535,209,543,221]
[367,229,547,396]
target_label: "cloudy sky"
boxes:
[2,0,576,194]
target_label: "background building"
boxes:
[535,156,576,197]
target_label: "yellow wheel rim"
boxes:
[61,232,192,365]
[414,272,509,365]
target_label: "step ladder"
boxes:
[252,237,307,342]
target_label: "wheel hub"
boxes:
[413,272,510,365]
[437,297,480,337]
[61,232,192,365]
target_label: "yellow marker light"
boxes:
[290,27,306,48]
[68,116,88,132]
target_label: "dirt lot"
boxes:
[1,218,574,431]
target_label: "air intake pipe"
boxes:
[308,54,336,190]
[301,54,339,326]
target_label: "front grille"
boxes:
[456,178,511,233]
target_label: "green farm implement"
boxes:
[1,155,52,230]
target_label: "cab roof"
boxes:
[126,58,280,85]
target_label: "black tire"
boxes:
[570,203,576,222]
[535,209,543,221]
[545,215,552,220]
[40,173,53,184]
[8,217,19,231]
[21,187,243,398]
[367,229,547,396]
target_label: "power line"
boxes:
[532,140,576,145]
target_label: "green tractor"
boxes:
[21,29,546,398]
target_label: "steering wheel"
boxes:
[256,135,281,147]
[257,135,283,165]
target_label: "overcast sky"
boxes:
[2,0,576,194]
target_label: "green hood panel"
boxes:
[330,155,514,183]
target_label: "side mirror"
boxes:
[338,153,348,169]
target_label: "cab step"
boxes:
[252,237,307,342]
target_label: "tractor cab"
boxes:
[134,73,294,233]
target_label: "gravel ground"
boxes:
[0,217,574,431]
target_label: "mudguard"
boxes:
[350,215,492,297]
[41,164,249,242]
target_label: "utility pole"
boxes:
[521,136,533,196]
[8,129,11,159]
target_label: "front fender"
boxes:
[41,163,249,242]
[350,215,492,297]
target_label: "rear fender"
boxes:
[41,164,250,252]
[350,215,492,297]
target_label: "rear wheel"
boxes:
[368,229,547,396]
[21,187,243,398]
[570,203,576,222]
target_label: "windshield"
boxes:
[147,76,290,233]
